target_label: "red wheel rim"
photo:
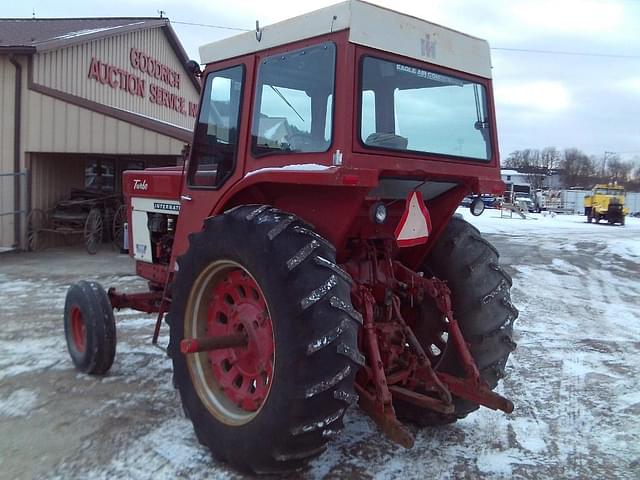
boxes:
[206,269,274,412]
[185,261,275,425]
[70,306,87,353]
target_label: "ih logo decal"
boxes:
[395,191,432,248]
[133,179,148,191]
[421,33,437,59]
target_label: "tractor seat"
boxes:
[365,132,409,150]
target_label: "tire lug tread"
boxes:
[301,275,338,310]
[336,342,365,366]
[304,365,352,398]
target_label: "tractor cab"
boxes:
[124,0,504,271]
[186,2,498,252]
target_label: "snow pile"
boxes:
[0,389,39,417]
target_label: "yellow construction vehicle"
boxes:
[584,183,628,225]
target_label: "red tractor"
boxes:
[63,1,517,473]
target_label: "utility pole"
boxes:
[603,151,616,177]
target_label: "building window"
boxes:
[252,42,336,156]
[189,65,245,188]
[85,159,115,192]
[507,175,511,181]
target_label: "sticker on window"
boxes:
[395,64,464,86]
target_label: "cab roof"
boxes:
[199,0,492,79]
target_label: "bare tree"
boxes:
[504,149,542,168]
[504,147,560,170]
[505,148,640,190]
[561,148,594,187]
[503,150,527,168]
[605,155,633,182]
[540,147,561,169]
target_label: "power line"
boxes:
[491,46,640,59]
[168,20,640,60]
[170,20,251,32]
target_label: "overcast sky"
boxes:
[5,0,640,161]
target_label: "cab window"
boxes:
[252,42,336,156]
[360,56,492,161]
[190,65,244,188]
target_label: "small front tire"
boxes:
[64,281,116,374]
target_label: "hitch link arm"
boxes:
[395,262,514,414]
[357,286,414,448]
[426,277,513,413]
[390,295,452,404]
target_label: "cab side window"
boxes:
[252,43,336,156]
[190,65,244,188]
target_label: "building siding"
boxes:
[32,27,199,131]
[23,88,186,155]
[0,55,19,248]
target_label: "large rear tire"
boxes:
[396,216,518,425]
[168,205,362,474]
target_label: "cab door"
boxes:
[172,58,254,261]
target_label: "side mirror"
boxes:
[186,60,202,77]
[470,197,485,216]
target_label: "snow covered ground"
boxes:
[0,210,639,479]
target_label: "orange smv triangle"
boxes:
[394,191,432,248]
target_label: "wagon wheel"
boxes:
[103,206,116,241]
[111,204,126,250]
[84,208,103,255]
[27,209,48,251]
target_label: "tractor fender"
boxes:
[209,168,378,250]
[210,166,379,216]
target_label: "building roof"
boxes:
[0,17,182,54]
[0,17,198,91]
[200,0,492,78]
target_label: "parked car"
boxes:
[515,196,535,213]
[460,195,474,207]
[481,194,500,209]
